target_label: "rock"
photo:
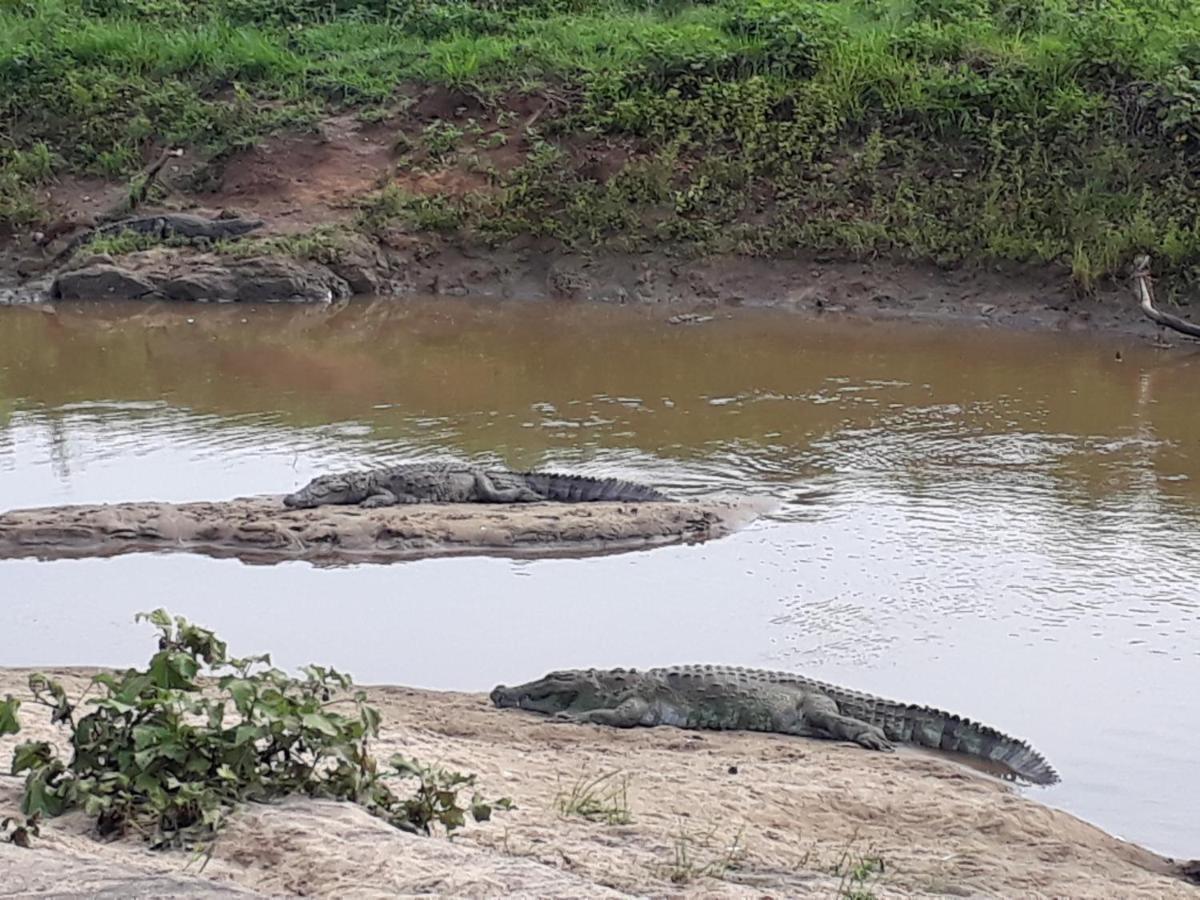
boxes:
[15,257,45,278]
[159,266,240,302]
[51,265,159,300]
[225,257,351,303]
[325,236,386,294]
[50,253,351,304]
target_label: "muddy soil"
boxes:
[1,668,1197,898]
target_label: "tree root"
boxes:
[1131,255,1200,340]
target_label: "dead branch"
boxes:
[1131,254,1200,339]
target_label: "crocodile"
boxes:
[490,665,1060,785]
[50,212,264,268]
[283,464,672,508]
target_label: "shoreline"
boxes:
[2,667,1197,897]
[1,229,1188,345]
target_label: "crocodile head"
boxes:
[222,216,266,236]
[491,668,632,714]
[490,670,595,714]
[283,473,368,509]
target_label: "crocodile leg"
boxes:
[360,490,401,508]
[472,471,542,502]
[799,692,893,751]
[555,697,652,727]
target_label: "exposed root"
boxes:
[1131,255,1200,340]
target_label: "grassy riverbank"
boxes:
[4,0,1200,288]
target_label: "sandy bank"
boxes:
[0,496,758,566]
[1,668,1196,898]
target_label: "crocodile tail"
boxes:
[520,472,672,502]
[832,691,1059,785]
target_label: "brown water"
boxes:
[2,298,1198,858]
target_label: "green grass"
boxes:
[4,0,1200,285]
[553,770,633,825]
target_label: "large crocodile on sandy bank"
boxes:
[283,464,672,508]
[491,665,1059,785]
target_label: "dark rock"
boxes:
[159,267,240,302]
[224,257,351,303]
[52,265,159,300]
[326,240,386,294]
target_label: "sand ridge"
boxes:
[0,496,763,566]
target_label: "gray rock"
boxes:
[226,257,351,304]
[159,267,240,302]
[51,265,159,301]
[326,237,387,294]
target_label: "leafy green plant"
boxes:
[0,695,18,736]
[7,610,510,850]
[554,769,632,824]
[422,120,466,161]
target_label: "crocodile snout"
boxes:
[490,685,517,707]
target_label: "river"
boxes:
[1,297,1197,858]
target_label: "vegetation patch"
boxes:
[659,821,746,884]
[4,0,1200,286]
[0,609,510,850]
[554,769,633,825]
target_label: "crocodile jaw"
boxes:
[490,678,579,713]
[283,474,364,508]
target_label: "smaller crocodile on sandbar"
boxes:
[283,464,672,508]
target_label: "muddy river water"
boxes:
[1,297,1198,858]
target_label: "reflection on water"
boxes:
[1,298,1199,857]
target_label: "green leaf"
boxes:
[233,724,262,746]
[225,678,256,711]
[11,741,54,775]
[0,696,20,736]
[136,609,173,630]
[301,713,339,737]
[22,770,69,818]
[360,704,381,737]
[471,800,493,822]
[133,724,168,750]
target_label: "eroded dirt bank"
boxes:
[0,109,1189,343]
[1,668,1196,898]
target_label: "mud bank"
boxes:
[0,496,756,566]
[1,668,1196,898]
[1,224,1186,342]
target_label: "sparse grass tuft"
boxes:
[554,770,633,825]
[831,832,887,899]
[660,821,746,884]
